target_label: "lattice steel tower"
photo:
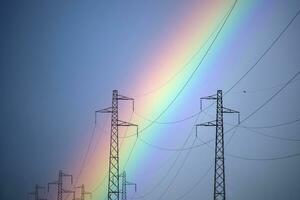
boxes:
[75,184,92,200]
[96,90,137,200]
[120,171,137,200]
[48,170,75,200]
[197,90,239,200]
[28,184,46,200]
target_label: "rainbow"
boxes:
[72,0,255,199]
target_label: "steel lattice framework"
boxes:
[214,90,226,200]
[197,90,239,200]
[75,184,92,200]
[109,90,119,200]
[120,171,137,200]
[28,184,47,200]
[96,90,138,200]
[48,170,75,200]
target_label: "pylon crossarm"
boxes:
[62,189,75,193]
[126,182,137,192]
[223,107,240,124]
[200,94,217,111]
[47,181,58,191]
[84,192,92,195]
[200,94,217,100]
[118,120,139,137]
[62,172,72,176]
[62,189,75,200]
[62,173,73,184]
[84,192,92,199]
[195,121,216,138]
[117,120,137,127]
[197,120,217,127]
[117,94,135,111]
[95,107,113,124]
[96,107,113,114]
[36,185,45,190]
[222,107,238,113]
[117,94,133,101]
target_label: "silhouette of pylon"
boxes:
[120,171,136,200]
[48,170,75,200]
[197,90,239,200]
[28,184,46,200]
[96,90,138,200]
[74,184,92,200]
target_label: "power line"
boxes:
[105,5,239,200]
[227,152,300,161]
[136,70,300,152]
[130,88,218,198]
[137,130,214,152]
[132,5,300,126]
[203,110,300,142]
[230,77,300,94]
[74,122,97,185]
[114,71,300,200]
[173,165,213,200]
[139,131,234,200]
[133,110,201,125]
[73,111,111,194]
[242,118,300,129]
[130,70,300,200]
[133,5,230,98]
[111,8,299,200]
[132,74,300,126]
[239,126,300,142]
[132,4,240,198]
[222,70,300,148]
[169,129,238,200]
[242,71,300,123]
[156,138,199,200]
[130,120,200,199]
[196,71,300,162]
[224,8,300,95]
[91,3,300,197]
[120,0,238,156]
[133,0,237,138]
[78,110,134,194]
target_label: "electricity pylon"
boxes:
[48,170,76,200]
[28,184,46,200]
[74,184,92,200]
[197,90,239,200]
[95,90,138,200]
[120,171,137,200]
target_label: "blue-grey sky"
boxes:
[0,1,300,200]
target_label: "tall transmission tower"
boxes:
[28,184,46,200]
[96,90,138,200]
[74,184,92,200]
[197,90,239,200]
[48,170,76,200]
[120,171,137,200]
